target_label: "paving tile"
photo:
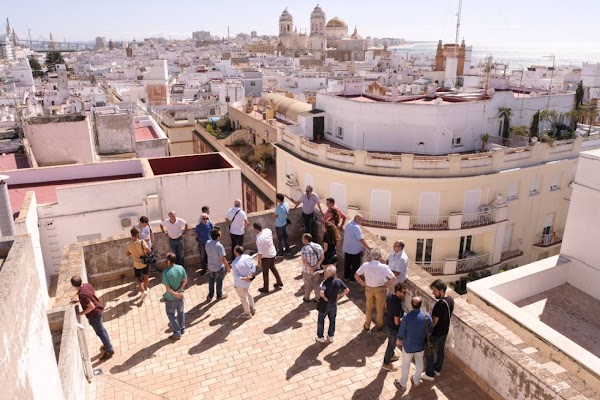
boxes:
[85,259,492,400]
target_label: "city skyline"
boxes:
[2,0,600,48]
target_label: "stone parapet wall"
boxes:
[350,229,598,399]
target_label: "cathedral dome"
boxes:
[350,27,363,40]
[326,17,347,28]
[279,8,293,22]
[311,5,326,19]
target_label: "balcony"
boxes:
[360,210,397,229]
[456,253,492,273]
[500,249,524,262]
[410,261,445,275]
[534,231,564,247]
[409,215,449,230]
[410,253,492,276]
[461,210,497,229]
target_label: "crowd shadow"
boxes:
[263,303,312,335]
[323,330,386,370]
[351,369,387,400]
[107,337,172,372]
[285,342,327,381]
[188,305,248,355]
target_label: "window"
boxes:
[459,235,473,259]
[529,176,539,196]
[506,182,518,201]
[250,81,256,86]
[550,173,561,191]
[452,137,462,147]
[336,127,343,139]
[416,239,434,263]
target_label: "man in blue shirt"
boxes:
[231,245,256,318]
[273,193,290,256]
[162,253,188,341]
[342,214,371,281]
[205,229,231,301]
[394,296,433,390]
[194,212,213,275]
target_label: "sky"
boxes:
[2,0,600,49]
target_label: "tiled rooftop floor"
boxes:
[516,283,600,358]
[85,254,492,400]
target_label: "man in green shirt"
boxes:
[162,253,188,341]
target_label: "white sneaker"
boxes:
[421,372,435,382]
[434,371,441,377]
[140,291,147,302]
[328,336,335,343]
[315,336,326,343]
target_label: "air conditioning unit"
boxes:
[120,217,133,228]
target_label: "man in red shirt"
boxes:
[71,276,114,361]
[323,197,347,229]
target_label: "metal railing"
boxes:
[409,215,449,230]
[456,253,491,273]
[359,210,397,228]
[461,210,496,228]
[500,249,523,261]
[535,231,564,246]
[410,261,445,275]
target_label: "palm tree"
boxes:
[564,108,581,132]
[580,102,599,136]
[480,133,490,151]
[540,109,559,136]
[498,107,512,140]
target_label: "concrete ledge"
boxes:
[56,306,88,400]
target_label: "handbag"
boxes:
[229,209,241,231]
[284,204,292,226]
[317,298,328,313]
[424,314,437,357]
[140,244,156,266]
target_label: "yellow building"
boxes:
[244,42,276,54]
[276,131,600,281]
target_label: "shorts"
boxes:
[134,266,149,277]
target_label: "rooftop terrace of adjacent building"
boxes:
[4,153,235,218]
[277,129,600,178]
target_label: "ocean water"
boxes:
[390,42,600,70]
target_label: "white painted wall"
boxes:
[316,90,575,154]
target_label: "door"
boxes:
[459,235,473,259]
[313,116,324,141]
[463,189,481,215]
[542,214,554,245]
[418,192,440,226]
[370,189,392,224]
[416,238,434,264]
[330,183,347,210]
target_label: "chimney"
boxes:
[0,175,15,237]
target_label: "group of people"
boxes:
[69,187,454,392]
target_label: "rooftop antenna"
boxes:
[49,32,56,49]
[454,0,462,57]
[28,28,32,48]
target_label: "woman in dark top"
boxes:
[322,221,341,267]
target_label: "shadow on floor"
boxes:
[323,330,386,370]
[108,337,172,373]
[188,306,248,355]
[263,303,312,335]
[285,342,327,381]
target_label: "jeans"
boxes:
[165,298,185,337]
[261,257,282,289]
[88,313,113,353]
[169,237,185,266]
[383,326,398,364]
[425,334,448,377]
[275,226,289,253]
[303,272,321,301]
[302,212,315,236]
[198,242,208,269]
[364,286,387,329]
[400,348,424,387]
[208,268,226,298]
[344,251,362,280]
[231,234,244,256]
[317,302,337,338]
[234,286,255,314]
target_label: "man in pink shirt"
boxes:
[323,197,347,229]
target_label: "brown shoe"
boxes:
[391,354,400,362]
[99,351,114,361]
[168,334,181,342]
[381,363,398,372]
[217,294,228,300]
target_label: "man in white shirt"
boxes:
[226,199,249,257]
[355,248,396,331]
[291,185,323,238]
[387,240,409,294]
[255,222,283,293]
[160,211,188,267]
